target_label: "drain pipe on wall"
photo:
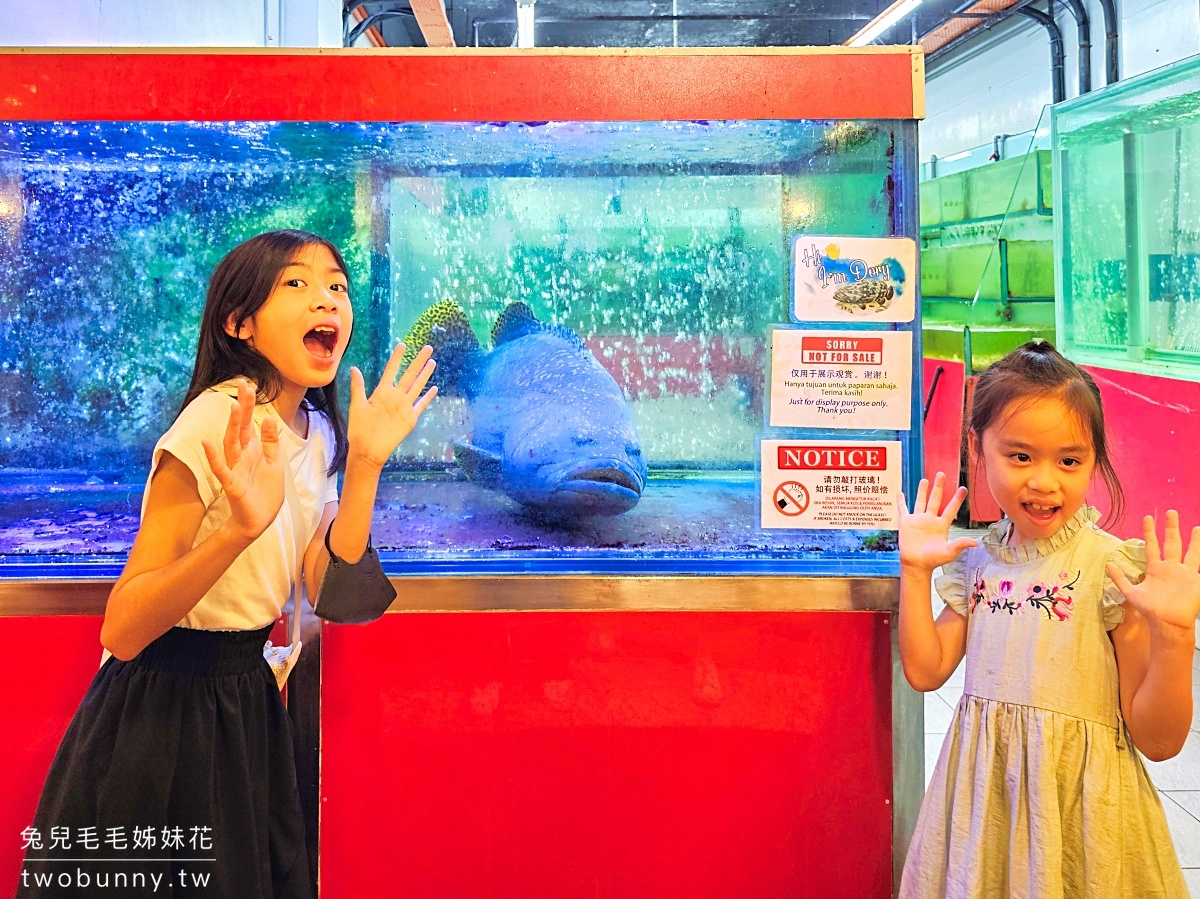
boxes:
[1018,6,1066,103]
[1096,0,1119,83]
[1058,0,1092,93]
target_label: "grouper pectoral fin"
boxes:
[452,441,504,489]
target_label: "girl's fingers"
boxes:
[1143,514,1162,563]
[376,342,407,393]
[1183,525,1200,570]
[914,478,930,514]
[350,366,368,406]
[942,485,968,522]
[202,437,233,487]
[949,536,980,556]
[221,399,243,463]
[1163,509,1183,562]
[259,417,280,464]
[897,493,909,520]
[927,472,945,516]
[237,379,256,448]
[413,385,438,417]
[406,358,437,401]
[396,345,435,394]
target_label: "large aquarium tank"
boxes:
[0,50,921,577]
[1054,54,1200,378]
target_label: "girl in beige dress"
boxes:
[898,341,1195,898]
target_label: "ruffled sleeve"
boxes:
[933,552,972,617]
[1101,539,1147,630]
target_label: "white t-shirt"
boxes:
[141,384,340,631]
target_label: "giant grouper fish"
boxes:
[403,300,648,517]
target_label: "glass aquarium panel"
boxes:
[0,118,915,575]
[1055,54,1200,373]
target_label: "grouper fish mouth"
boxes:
[403,300,648,518]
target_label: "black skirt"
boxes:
[17,625,313,899]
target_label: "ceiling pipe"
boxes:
[344,1,389,46]
[1095,0,1119,83]
[467,12,884,47]
[1058,0,1091,93]
[1017,6,1065,103]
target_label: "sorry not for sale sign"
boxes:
[760,440,902,530]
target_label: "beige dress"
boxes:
[900,507,1188,899]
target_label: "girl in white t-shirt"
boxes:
[19,230,436,899]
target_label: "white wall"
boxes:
[923,0,1200,162]
[0,0,343,47]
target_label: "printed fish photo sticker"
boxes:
[790,235,917,323]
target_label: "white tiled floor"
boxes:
[920,580,1200,894]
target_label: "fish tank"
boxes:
[0,49,923,577]
[1054,53,1200,379]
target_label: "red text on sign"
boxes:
[777,445,887,471]
[799,336,884,365]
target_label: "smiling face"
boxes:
[226,243,353,395]
[973,392,1097,544]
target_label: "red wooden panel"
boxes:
[1081,365,1200,538]
[0,49,920,122]
[320,611,894,899]
[0,616,104,898]
[921,357,965,490]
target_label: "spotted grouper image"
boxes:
[403,300,648,517]
[833,278,894,314]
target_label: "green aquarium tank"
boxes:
[0,113,919,576]
[920,119,1056,374]
[1054,54,1200,378]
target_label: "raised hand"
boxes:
[347,342,438,470]
[898,471,978,573]
[201,379,286,542]
[1107,511,1200,638]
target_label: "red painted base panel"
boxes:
[321,611,894,899]
[0,617,105,899]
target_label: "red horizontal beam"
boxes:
[0,49,923,122]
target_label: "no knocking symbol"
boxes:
[774,481,810,516]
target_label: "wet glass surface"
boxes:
[0,118,913,575]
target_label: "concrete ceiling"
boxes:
[351,0,976,49]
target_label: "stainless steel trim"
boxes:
[0,575,900,616]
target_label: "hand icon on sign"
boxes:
[774,481,810,516]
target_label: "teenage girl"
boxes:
[898,340,1195,898]
[18,229,436,898]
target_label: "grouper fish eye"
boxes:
[403,299,648,518]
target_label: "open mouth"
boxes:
[304,325,338,359]
[1021,502,1061,524]
[566,467,642,493]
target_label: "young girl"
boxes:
[898,340,1196,898]
[19,230,436,898]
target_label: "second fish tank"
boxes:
[0,49,922,576]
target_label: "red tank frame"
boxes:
[0,48,924,898]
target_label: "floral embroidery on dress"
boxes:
[968,569,1080,620]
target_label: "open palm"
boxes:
[201,379,286,541]
[899,472,978,572]
[1107,511,1200,635]
[347,342,438,469]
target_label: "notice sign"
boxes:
[770,329,913,430]
[761,440,902,530]
[792,234,916,323]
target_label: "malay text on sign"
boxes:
[760,440,902,530]
[769,329,913,431]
